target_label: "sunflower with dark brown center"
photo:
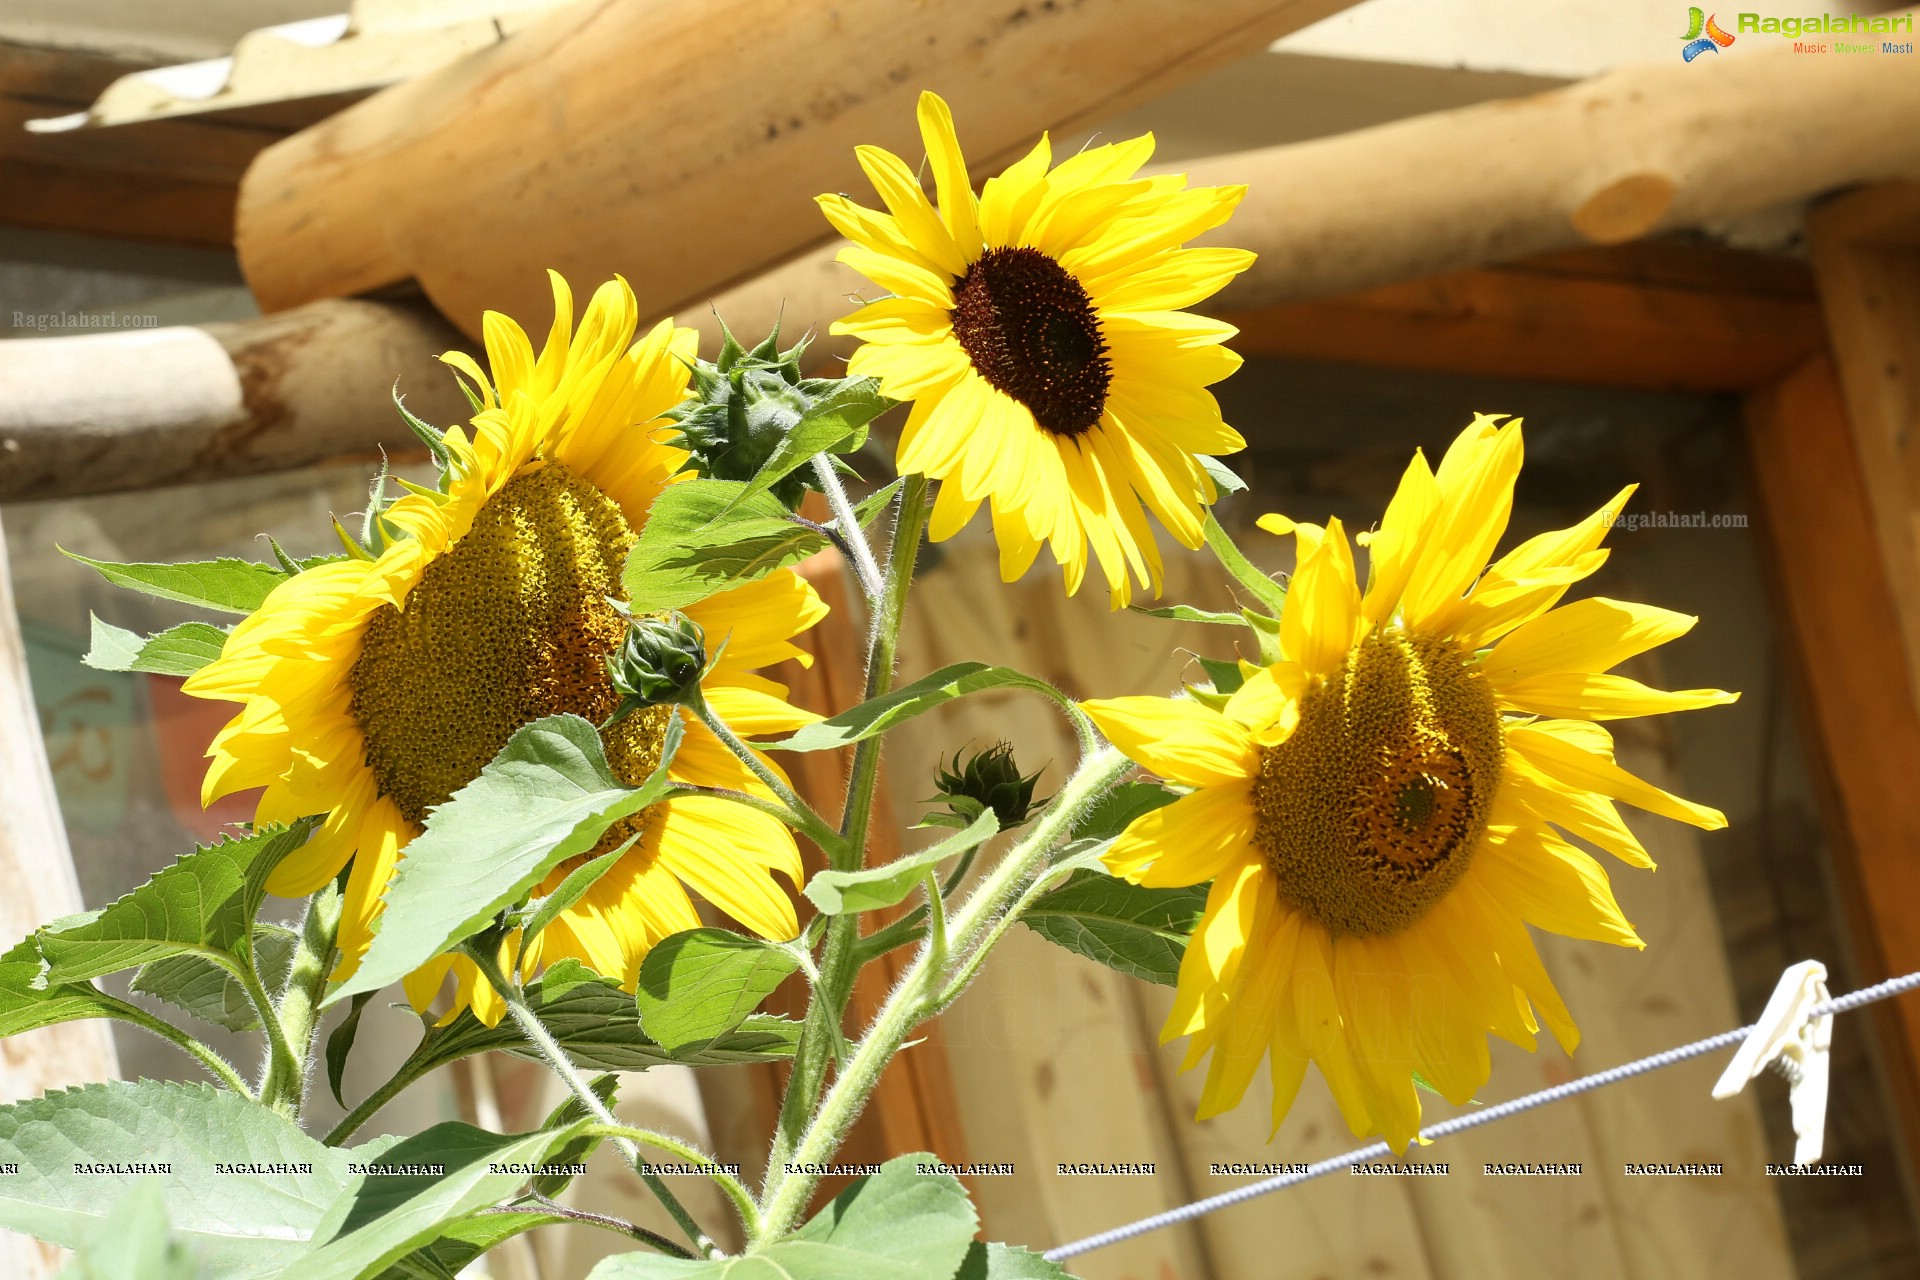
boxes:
[1083,415,1738,1150]
[819,91,1256,607]
[185,273,828,1026]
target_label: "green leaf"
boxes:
[531,1074,617,1197]
[1202,513,1286,616]
[397,960,799,1084]
[0,938,131,1038]
[281,1120,595,1280]
[327,992,377,1108]
[83,617,229,677]
[1023,872,1206,986]
[587,1154,976,1279]
[1198,453,1248,496]
[63,552,290,615]
[1193,656,1246,696]
[636,930,798,1055]
[623,480,828,614]
[1127,603,1244,626]
[1070,782,1178,844]
[0,1079,355,1276]
[35,821,315,986]
[381,1210,567,1279]
[956,1243,1074,1280]
[849,477,905,529]
[516,835,637,964]
[326,714,679,1006]
[768,663,1057,753]
[130,925,297,1033]
[57,1182,204,1280]
[724,377,889,514]
[805,810,997,916]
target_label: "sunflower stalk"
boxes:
[766,474,929,1181]
[461,941,723,1260]
[265,878,344,1119]
[811,453,885,602]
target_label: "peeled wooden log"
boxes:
[702,46,1920,342]
[0,298,468,502]
[17,48,1920,500]
[235,0,1358,337]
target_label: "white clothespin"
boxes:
[1712,960,1832,1166]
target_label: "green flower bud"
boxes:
[606,612,707,717]
[664,318,877,511]
[925,741,1047,830]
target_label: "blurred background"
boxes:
[5,1,1920,1276]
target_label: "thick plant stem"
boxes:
[812,455,885,602]
[237,954,302,1118]
[267,880,343,1118]
[464,944,722,1260]
[767,474,929,1180]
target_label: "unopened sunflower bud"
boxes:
[926,741,1046,830]
[664,318,882,511]
[606,613,707,717]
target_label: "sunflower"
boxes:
[1081,415,1737,1149]
[820,91,1254,608]
[184,272,826,1025]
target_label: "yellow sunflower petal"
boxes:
[1498,672,1738,721]
[916,91,984,262]
[1103,781,1258,888]
[1482,597,1698,686]
[1080,696,1257,787]
[1507,721,1728,829]
[1279,516,1361,678]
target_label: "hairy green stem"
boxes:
[483,1197,693,1258]
[587,1123,762,1239]
[767,474,929,1180]
[269,881,343,1118]
[463,943,721,1260]
[323,1061,416,1145]
[105,1001,253,1097]
[948,746,1128,953]
[222,948,300,1117]
[811,455,886,602]
[689,701,843,856]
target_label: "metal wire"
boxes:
[1043,968,1920,1263]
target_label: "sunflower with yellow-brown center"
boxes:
[1082,414,1737,1149]
[185,273,825,1025]
[820,91,1254,607]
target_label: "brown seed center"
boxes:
[1252,630,1503,936]
[950,246,1111,437]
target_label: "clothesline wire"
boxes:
[1042,968,1920,1264]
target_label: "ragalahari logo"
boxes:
[1682,8,1737,58]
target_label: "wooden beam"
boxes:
[1744,352,1920,1197]
[0,512,119,1278]
[0,297,470,502]
[1806,183,1920,689]
[0,41,290,249]
[1225,244,1824,393]
[233,0,1360,333]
